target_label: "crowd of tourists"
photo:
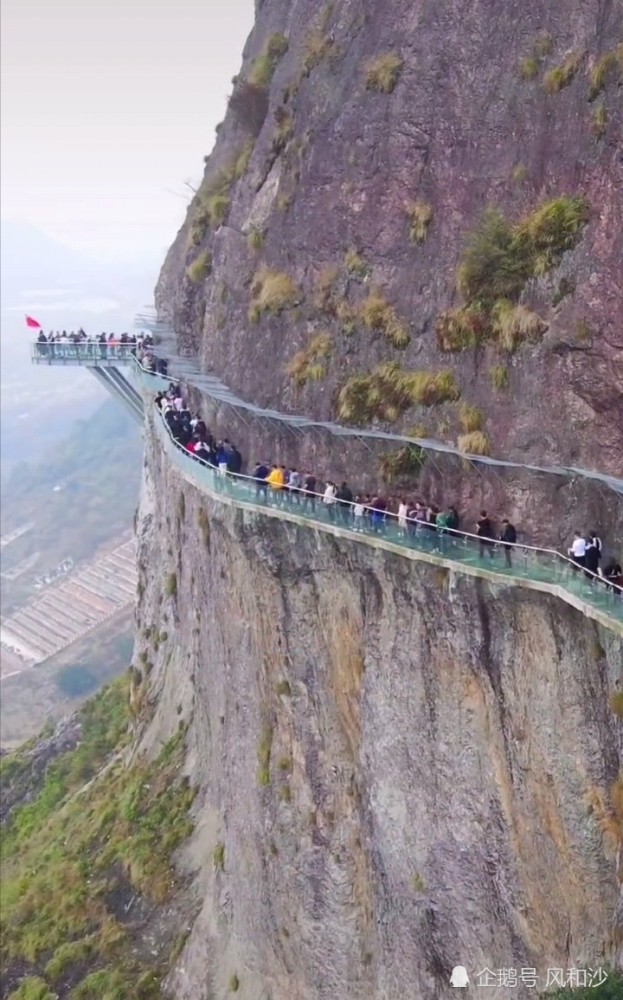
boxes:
[36,329,171,374]
[37,329,146,346]
[154,382,623,591]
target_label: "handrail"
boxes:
[29,343,623,617]
[133,358,621,580]
[133,371,623,630]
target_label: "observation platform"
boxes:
[30,342,623,635]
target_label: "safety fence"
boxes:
[31,342,136,363]
[134,363,623,631]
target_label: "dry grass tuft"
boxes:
[489,365,509,390]
[314,266,340,312]
[249,33,289,87]
[458,403,484,433]
[365,53,404,93]
[303,31,334,75]
[359,293,410,348]
[344,249,371,279]
[337,363,460,425]
[247,227,265,252]
[457,430,491,456]
[249,268,298,320]
[436,306,490,353]
[610,691,623,718]
[588,44,623,100]
[380,444,426,484]
[590,104,608,138]
[491,300,547,352]
[520,56,540,81]
[285,332,333,386]
[187,250,212,283]
[544,51,583,93]
[406,201,433,244]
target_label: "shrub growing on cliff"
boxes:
[458,404,484,433]
[313,265,339,312]
[228,80,270,135]
[344,249,371,279]
[233,141,254,180]
[249,33,289,87]
[272,107,294,153]
[365,53,404,93]
[249,268,298,321]
[303,31,334,75]
[8,977,57,999]
[337,363,460,425]
[213,842,225,871]
[457,430,491,456]
[187,250,212,284]
[590,104,608,138]
[588,45,623,100]
[436,305,490,352]
[359,293,410,348]
[190,157,252,245]
[285,332,333,386]
[165,573,177,598]
[457,208,524,302]
[257,726,273,786]
[406,201,433,244]
[457,197,589,305]
[380,444,426,484]
[519,56,540,81]
[610,692,623,718]
[544,51,583,93]
[247,226,265,251]
[491,301,547,352]
[489,365,509,390]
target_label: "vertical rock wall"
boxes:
[134,420,622,1000]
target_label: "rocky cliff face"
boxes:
[156,0,623,483]
[143,3,623,997]
[132,415,622,1000]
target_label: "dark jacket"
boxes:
[501,523,517,545]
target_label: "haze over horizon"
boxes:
[1,0,254,264]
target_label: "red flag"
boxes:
[25,315,42,329]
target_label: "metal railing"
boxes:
[29,344,622,626]
[133,364,622,629]
[31,341,137,363]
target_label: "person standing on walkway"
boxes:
[500,519,517,568]
[567,532,586,570]
[267,464,285,503]
[336,481,354,526]
[584,531,602,577]
[323,480,337,521]
[398,499,409,536]
[303,472,317,513]
[436,507,451,554]
[253,461,270,501]
[477,511,495,559]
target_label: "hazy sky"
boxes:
[1,0,255,262]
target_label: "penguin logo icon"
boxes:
[450,966,469,988]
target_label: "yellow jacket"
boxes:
[267,467,285,490]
